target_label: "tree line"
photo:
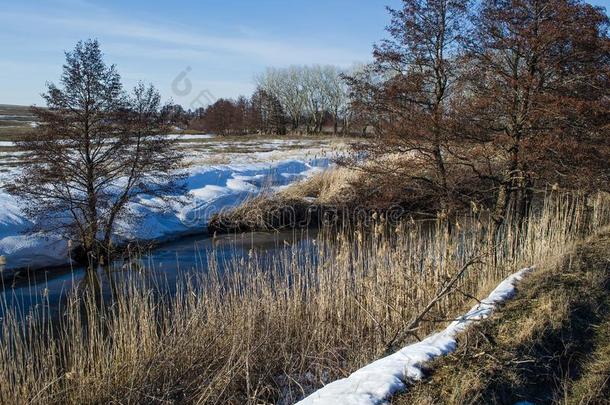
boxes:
[189,90,287,135]
[343,0,609,233]
[190,65,358,136]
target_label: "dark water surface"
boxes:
[0,229,317,319]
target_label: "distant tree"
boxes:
[251,88,287,135]
[197,99,239,135]
[301,65,329,134]
[321,66,349,134]
[193,106,206,120]
[6,40,185,266]
[161,103,188,128]
[234,95,250,134]
[256,65,349,134]
[257,66,306,132]
[342,64,382,137]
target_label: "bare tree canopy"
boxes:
[255,65,350,134]
[344,0,609,222]
[6,39,185,265]
[343,0,470,214]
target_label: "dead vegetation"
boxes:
[278,167,359,205]
[208,191,314,233]
[392,228,610,405]
[1,193,607,404]
[209,159,507,235]
[208,168,360,233]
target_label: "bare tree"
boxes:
[256,66,306,132]
[6,40,185,266]
[345,0,470,213]
[461,0,610,228]
[256,65,349,134]
[302,65,329,133]
[322,66,349,134]
[250,87,287,135]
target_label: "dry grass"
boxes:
[1,193,609,404]
[393,225,610,405]
[208,191,311,233]
[0,126,35,140]
[564,316,610,404]
[208,168,361,233]
[279,167,359,205]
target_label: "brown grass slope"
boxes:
[392,229,610,405]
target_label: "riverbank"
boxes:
[0,159,325,271]
[208,167,361,233]
[1,192,606,404]
[0,133,354,271]
[392,228,610,404]
[208,163,463,234]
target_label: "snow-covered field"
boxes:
[0,134,346,270]
[297,267,534,405]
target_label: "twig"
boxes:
[385,256,483,353]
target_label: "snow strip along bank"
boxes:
[297,267,534,405]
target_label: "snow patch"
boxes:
[164,133,215,141]
[297,267,534,405]
[0,159,325,270]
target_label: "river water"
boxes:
[0,229,316,319]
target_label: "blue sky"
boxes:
[0,0,608,108]
[0,0,402,107]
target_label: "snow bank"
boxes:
[0,159,325,270]
[297,267,534,405]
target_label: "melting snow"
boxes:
[297,267,534,405]
[0,159,326,270]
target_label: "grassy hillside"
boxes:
[393,229,610,404]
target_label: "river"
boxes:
[0,229,317,320]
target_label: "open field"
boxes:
[0,104,37,140]
[177,134,351,166]
[0,132,352,171]
[0,108,353,170]
[1,192,608,404]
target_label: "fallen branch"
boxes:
[385,256,483,353]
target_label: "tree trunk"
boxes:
[333,108,339,134]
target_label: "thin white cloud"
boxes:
[0,8,367,67]
[0,1,374,105]
[102,43,215,62]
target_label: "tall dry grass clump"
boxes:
[208,168,359,233]
[1,192,609,404]
[280,167,359,205]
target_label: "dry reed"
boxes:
[0,192,608,404]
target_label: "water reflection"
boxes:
[0,229,316,320]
